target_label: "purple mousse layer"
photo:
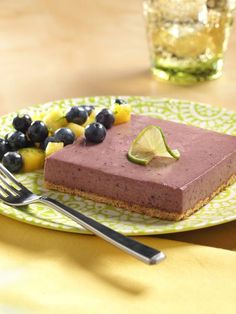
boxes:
[44,115,236,214]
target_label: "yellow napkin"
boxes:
[0,215,235,314]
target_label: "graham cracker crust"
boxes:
[45,174,236,221]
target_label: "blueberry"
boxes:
[40,136,56,150]
[85,123,106,143]
[0,139,10,160]
[115,98,126,105]
[54,128,75,146]
[13,114,32,133]
[96,109,115,129]
[80,105,95,116]
[27,120,49,143]
[66,106,88,125]
[2,152,23,173]
[7,131,28,150]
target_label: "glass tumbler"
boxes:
[143,0,236,83]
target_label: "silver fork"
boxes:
[0,164,165,265]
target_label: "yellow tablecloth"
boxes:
[0,215,235,314]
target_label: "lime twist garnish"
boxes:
[128,125,180,165]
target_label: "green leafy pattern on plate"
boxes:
[0,97,235,235]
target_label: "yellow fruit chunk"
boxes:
[113,104,131,125]
[19,148,45,172]
[66,123,84,137]
[43,109,67,132]
[45,142,64,157]
[83,110,96,127]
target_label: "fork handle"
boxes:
[39,196,165,265]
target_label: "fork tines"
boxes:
[0,174,19,196]
[0,164,24,198]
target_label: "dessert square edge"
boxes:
[44,114,236,221]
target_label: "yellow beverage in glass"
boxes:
[143,0,236,83]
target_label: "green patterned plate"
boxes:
[0,97,236,235]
